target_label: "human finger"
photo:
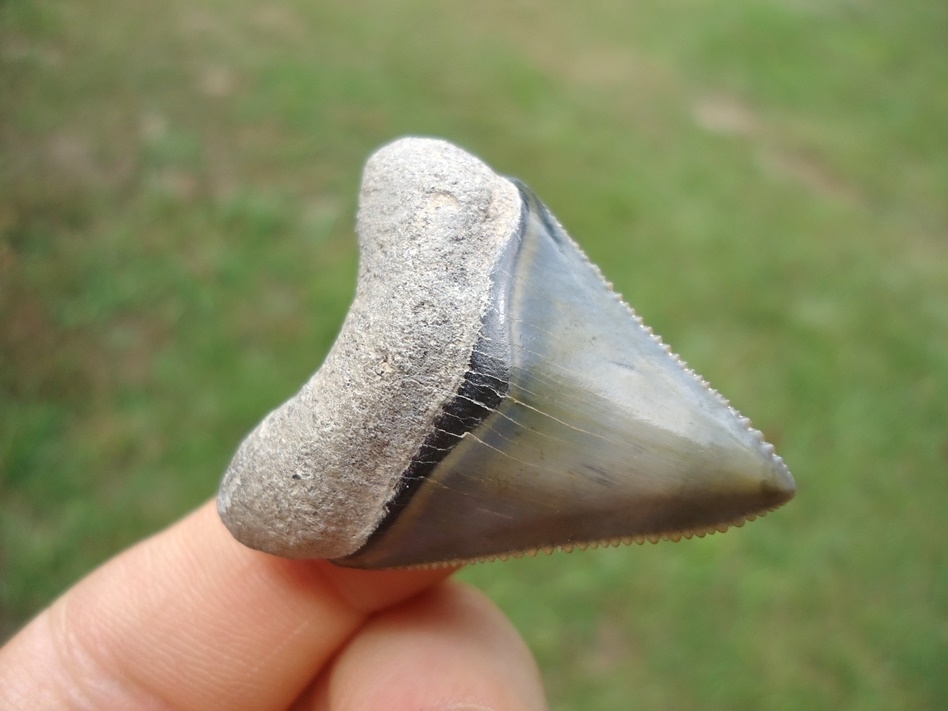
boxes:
[0,500,453,711]
[301,581,546,711]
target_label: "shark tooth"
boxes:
[217,137,795,569]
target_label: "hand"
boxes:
[0,500,546,710]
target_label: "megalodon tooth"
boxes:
[217,136,795,569]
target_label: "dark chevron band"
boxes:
[338,201,527,561]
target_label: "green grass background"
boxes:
[2,0,946,708]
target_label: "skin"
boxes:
[0,501,547,711]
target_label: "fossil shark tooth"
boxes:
[217,136,795,569]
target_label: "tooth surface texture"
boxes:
[217,137,795,568]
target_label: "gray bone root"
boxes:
[218,138,521,559]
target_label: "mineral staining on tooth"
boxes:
[217,137,795,569]
[338,182,794,569]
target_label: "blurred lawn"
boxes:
[2,0,946,708]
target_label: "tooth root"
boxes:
[217,137,795,569]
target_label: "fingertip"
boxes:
[310,581,547,711]
[317,562,460,616]
[0,500,456,711]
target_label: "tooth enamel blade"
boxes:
[336,183,794,569]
